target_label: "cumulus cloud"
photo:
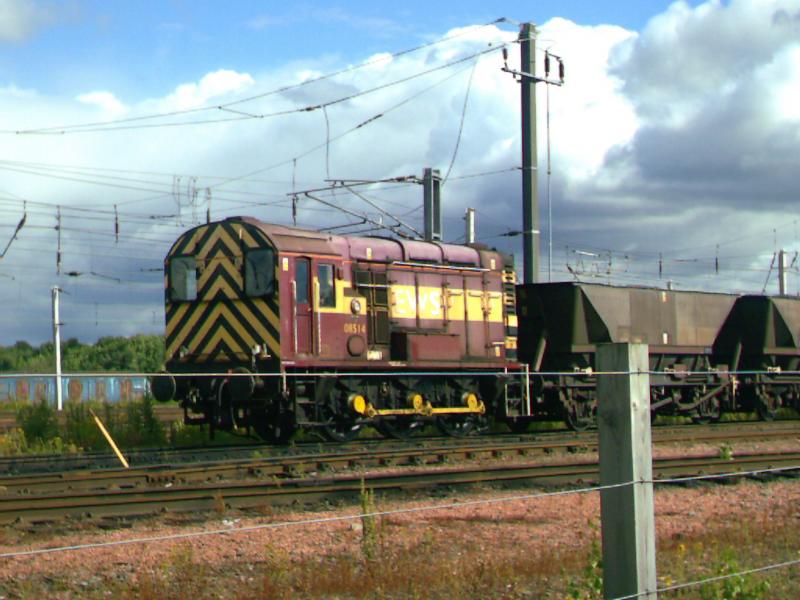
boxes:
[2,1,800,343]
[0,0,52,43]
[157,70,256,111]
[76,91,127,117]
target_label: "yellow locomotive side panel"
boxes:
[164,221,282,363]
[389,284,504,323]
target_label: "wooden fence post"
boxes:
[597,342,657,599]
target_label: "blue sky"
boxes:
[3,1,696,99]
[2,0,800,345]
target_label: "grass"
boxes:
[3,480,798,599]
[0,397,167,455]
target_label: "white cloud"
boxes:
[76,91,127,117]
[0,0,52,43]
[157,70,255,111]
[537,17,639,180]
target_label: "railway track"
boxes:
[1,420,797,476]
[0,449,797,525]
[0,420,798,524]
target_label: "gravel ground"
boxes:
[0,438,798,596]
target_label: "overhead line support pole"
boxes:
[503,23,563,283]
[520,22,539,283]
[423,167,442,241]
[465,207,475,244]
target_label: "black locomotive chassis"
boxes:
[159,362,513,431]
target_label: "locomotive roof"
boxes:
[234,216,487,268]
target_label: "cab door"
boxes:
[294,257,313,355]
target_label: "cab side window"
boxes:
[245,248,275,297]
[295,258,309,304]
[169,256,197,301]
[318,264,335,308]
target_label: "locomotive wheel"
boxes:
[376,417,422,440]
[213,381,236,431]
[319,404,362,442]
[436,415,476,437]
[321,420,362,442]
[252,408,295,444]
[506,419,531,434]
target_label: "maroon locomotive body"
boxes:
[153,217,521,441]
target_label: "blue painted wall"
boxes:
[0,377,151,404]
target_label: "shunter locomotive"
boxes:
[151,217,521,442]
[152,216,800,441]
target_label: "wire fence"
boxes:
[3,367,800,379]
[0,365,799,595]
[0,453,797,597]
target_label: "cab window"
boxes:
[245,248,275,297]
[295,258,309,304]
[318,264,335,307]
[170,256,197,301]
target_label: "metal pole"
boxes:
[597,343,657,599]
[520,23,539,283]
[779,248,787,295]
[465,207,475,244]
[546,80,553,281]
[423,168,442,241]
[52,286,63,411]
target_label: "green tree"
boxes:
[0,335,164,373]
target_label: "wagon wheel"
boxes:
[252,407,296,444]
[564,403,594,432]
[562,390,595,432]
[755,388,780,421]
[691,396,721,425]
[436,415,476,437]
[376,417,423,440]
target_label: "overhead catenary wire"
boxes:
[6,19,509,136]
[11,44,509,136]
[442,56,480,185]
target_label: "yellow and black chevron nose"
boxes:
[165,221,280,363]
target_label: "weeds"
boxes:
[212,490,226,515]
[260,543,292,600]
[718,442,734,460]
[7,503,799,599]
[565,521,604,600]
[4,397,168,455]
[16,400,58,442]
[696,549,772,600]
[359,478,379,563]
[0,427,78,455]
